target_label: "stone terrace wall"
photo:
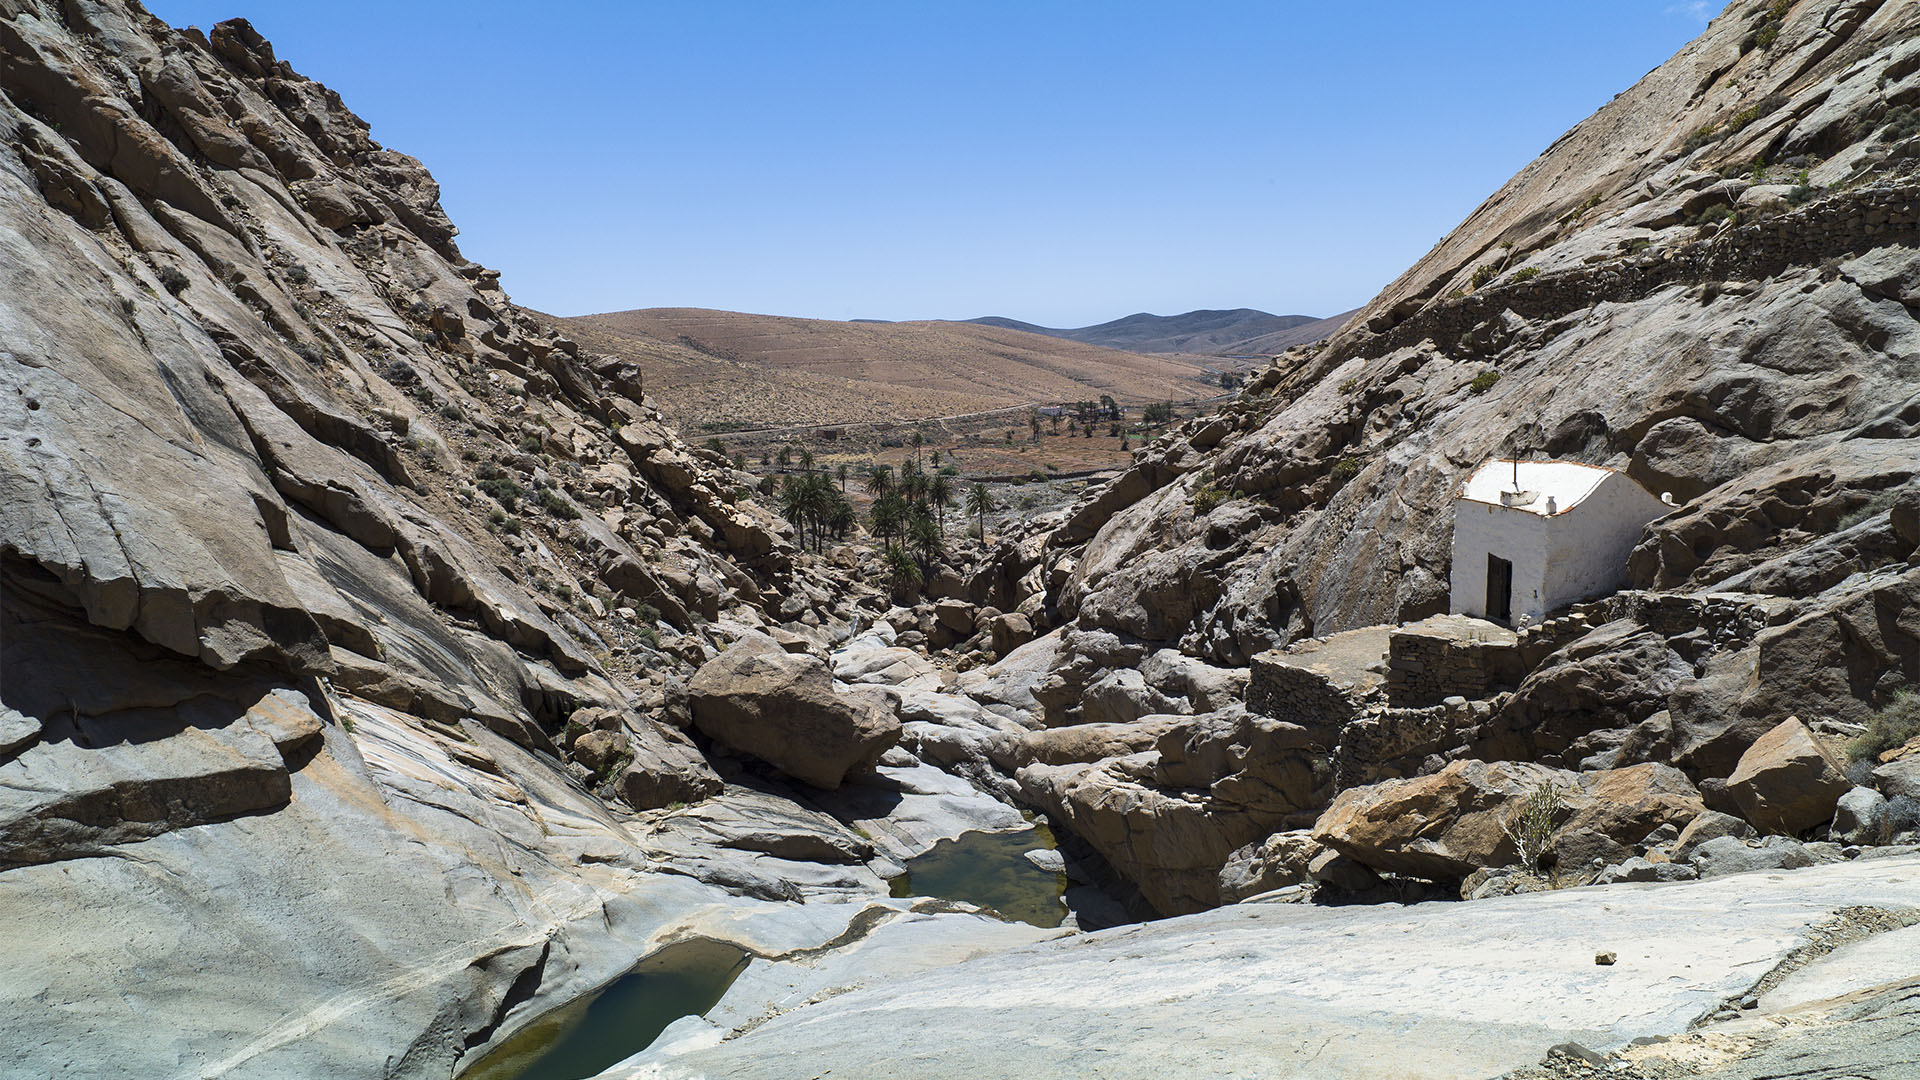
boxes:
[1348,177,1920,363]
[1386,615,1524,708]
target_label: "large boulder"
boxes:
[1313,760,1574,881]
[1314,760,1702,882]
[1219,829,1322,902]
[1724,717,1851,834]
[689,633,900,789]
[1549,762,1704,871]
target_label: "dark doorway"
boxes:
[1486,554,1513,624]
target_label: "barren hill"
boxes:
[558,306,1222,430]
[969,307,1354,355]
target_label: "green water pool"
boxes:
[458,937,750,1080]
[888,824,1069,927]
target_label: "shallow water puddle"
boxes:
[888,824,1069,927]
[459,938,750,1080]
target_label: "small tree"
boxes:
[836,462,849,491]
[965,481,996,538]
[927,474,954,534]
[882,543,921,595]
[1503,781,1564,872]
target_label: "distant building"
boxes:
[1449,459,1667,625]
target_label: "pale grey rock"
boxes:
[1023,848,1065,873]
[609,856,1920,1080]
[1830,786,1888,846]
[1689,834,1838,879]
[690,633,900,789]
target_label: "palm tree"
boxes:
[799,448,815,473]
[863,464,893,499]
[899,462,928,506]
[910,430,924,466]
[908,508,943,579]
[882,543,920,595]
[826,494,856,540]
[927,474,953,534]
[779,474,808,551]
[836,463,849,491]
[965,481,995,538]
[869,492,906,546]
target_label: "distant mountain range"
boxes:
[556,307,1221,430]
[964,308,1355,356]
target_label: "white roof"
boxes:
[1456,459,1613,517]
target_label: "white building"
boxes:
[1449,459,1668,625]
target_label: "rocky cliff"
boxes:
[6,1,1920,1076]
[0,3,956,1075]
[950,0,1920,912]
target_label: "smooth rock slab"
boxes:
[609,856,1920,1080]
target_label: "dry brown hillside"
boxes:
[558,306,1224,431]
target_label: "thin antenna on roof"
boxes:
[1512,455,1519,493]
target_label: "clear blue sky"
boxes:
[147,1,1719,325]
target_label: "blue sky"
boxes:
[146,2,1719,325]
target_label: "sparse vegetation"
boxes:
[157,265,189,294]
[1510,267,1539,282]
[1878,106,1920,144]
[1469,370,1502,394]
[1503,781,1565,872]
[1683,123,1720,153]
[1850,692,1920,762]
[1470,264,1499,289]
[1192,484,1226,515]
[539,488,582,519]
[1329,456,1363,485]
[474,463,524,510]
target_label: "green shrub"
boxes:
[1192,484,1226,515]
[540,488,582,519]
[1511,267,1539,281]
[285,263,310,285]
[518,433,544,453]
[1683,123,1720,153]
[1329,456,1363,485]
[1853,693,1920,762]
[1469,370,1501,394]
[157,265,189,294]
[475,463,524,510]
[1471,264,1498,289]
[1879,106,1920,144]
[1503,782,1565,871]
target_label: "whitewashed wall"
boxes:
[1541,472,1669,611]
[1449,500,1550,621]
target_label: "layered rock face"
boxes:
[0,4,926,1075]
[937,0,1920,913]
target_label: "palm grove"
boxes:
[771,451,996,597]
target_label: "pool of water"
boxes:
[458,938,750,1080]
[888,824,1068,927]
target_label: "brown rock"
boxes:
[689,633,900,789]
[1725,717,1851,834]
[1313,759,1572,881]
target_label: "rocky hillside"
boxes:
[930,0,1919,914]
[6,1,1920,1078]
[967,307,1355,356]
[558,306,1219,431]
[0,3,985,1075]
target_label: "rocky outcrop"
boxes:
[1313,759,1702,883]
[1724,716,1852,834]
[0,5,896,1074]
[690,634,901,789]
